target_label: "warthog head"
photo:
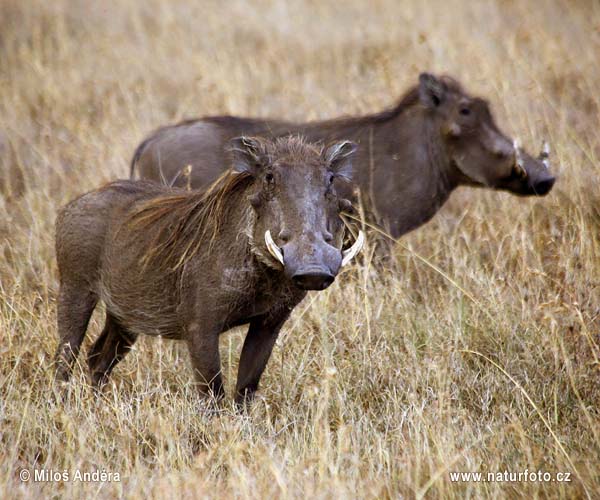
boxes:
[230,136,364,290]
[419,73,556,196]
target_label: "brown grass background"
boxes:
[0,0,599,498]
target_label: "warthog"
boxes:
[54,136,364,404]
[131,73,556,239]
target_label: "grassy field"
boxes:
[1,0,599,498]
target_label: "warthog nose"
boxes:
[532,176,556,196]
[292,269,335,291]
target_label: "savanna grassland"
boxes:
[0,0,599,498]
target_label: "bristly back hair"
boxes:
[368,74,464,123]
[253,135,324,164]
[126,168,254,272]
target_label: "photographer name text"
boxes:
[19,468,120,483]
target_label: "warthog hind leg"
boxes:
[88,313,138,388]
[54,285,98,383]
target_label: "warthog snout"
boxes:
[291,268,335,291]
[265,229,365,291]
[282,238,341,291]
[512,140,557,196]
[529,173,556,196]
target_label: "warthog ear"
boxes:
[324,140,357,181]
[419,73,446,108]
[229,136,267,175]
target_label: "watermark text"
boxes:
[19,468,120,483]
[449,469,571,483]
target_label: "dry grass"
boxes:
[1,0,599,498]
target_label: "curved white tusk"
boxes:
[341,230,365,267]
[513,139,523,165]
[513,138,526,178]
[542,141,550,156]
[265,230,284,266]
[540,140,550,169]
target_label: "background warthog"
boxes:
[131,73,556,239]
[54,136,363,404]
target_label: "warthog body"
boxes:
[54,136,363,404]
[132,73,556,239]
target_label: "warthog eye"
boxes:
[265,172,274,183]
[459,107,471,116]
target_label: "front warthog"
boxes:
[131,72,556,239]
[54,136,364,404]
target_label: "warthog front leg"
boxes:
[54,284,98,383]
[234,309,291,407]
[88,313,138,388]
[186,321,224,401]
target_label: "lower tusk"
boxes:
[539,140,550,169]
[341,230,365,267]
[513,138,523,167]
[513,138,527,178]
[265,230,284,265]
